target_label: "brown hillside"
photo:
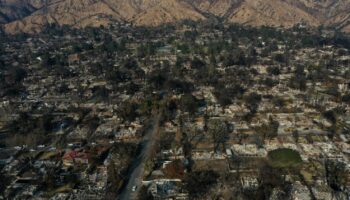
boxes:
[1,0,349,33]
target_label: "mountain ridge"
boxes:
[1,0,350,33]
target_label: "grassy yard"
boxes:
[267,148,302,168]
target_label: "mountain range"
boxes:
[0,0,350,33]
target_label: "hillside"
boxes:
[0,0,349,33]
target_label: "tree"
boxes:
[256,164,290,200]
[190,57,206,69]
[272,96,286,108]
[177,43,190,54]
[0,59,5,70]
[118,102,138,122]
[268,117,279,139]
[208,119,230,151]
[292,130,299,143]
[0,172,10,195]
[123,58,139,70]
[214,87,234,108]
[323,109,338,140]
[180,94,198,116]
[245,92,262,114]
[256,117,279,140]
[222,49,246,67]
[323,110,337,124]
[184,170,219,199]
[5,67,27,85]
[183,30,198,41]
[325,160,348,192]
[118,81,136,94]
[262,77,278,87]
[0,26,4,37]
[246,46,258,66]
[106,68,130,84]
[165,79,194,93]
[273,53,286,63]
[137,186,154,200]
[289,75,307,91]
[91,86,110,101]
[267,66,280,76]
[341,94,350,103]
[148,73,167,90]
[290,65,307,91]
[106,161,119,199]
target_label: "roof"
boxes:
[63,150,89,161]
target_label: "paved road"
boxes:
[118,114,160,200]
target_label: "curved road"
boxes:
[118,114,160,200]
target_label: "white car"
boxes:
[14,146,22,150]
[132,186,137,192]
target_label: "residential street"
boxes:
[118,113,160,200]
